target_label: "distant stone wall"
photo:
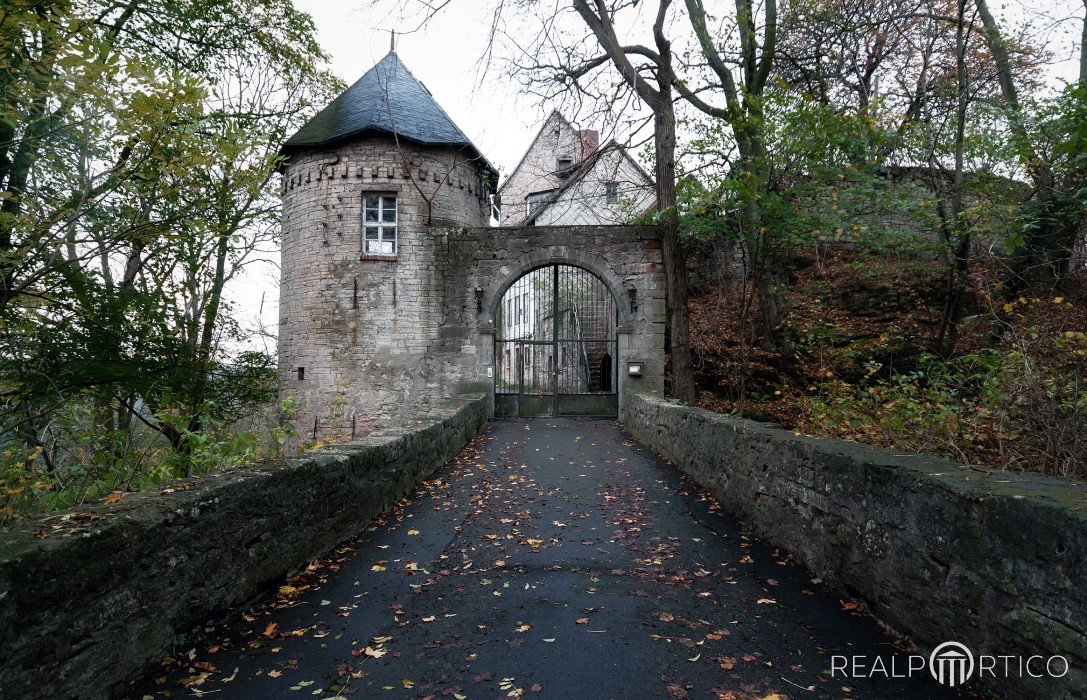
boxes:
[0,394,488,700]
[621,390,1087,698]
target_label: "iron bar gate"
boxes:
[494,265,618,417]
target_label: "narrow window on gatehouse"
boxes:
[363,194,397,255]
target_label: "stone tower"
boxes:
[278,52,497,439]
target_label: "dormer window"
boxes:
[526,190,553,217]
[363,194,397,255]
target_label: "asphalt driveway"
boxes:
[131,419,959,699]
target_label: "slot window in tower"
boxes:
[363,195,397,255]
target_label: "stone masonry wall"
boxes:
[278,137,491,438]
[0,394,488,700]
[621,389,1087,698]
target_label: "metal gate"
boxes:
[495,265,618,417]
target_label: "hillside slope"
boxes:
[689,248,1087,477]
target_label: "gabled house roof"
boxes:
[521,140,656,226]
[281,52,496,182]
[497,110,575,198]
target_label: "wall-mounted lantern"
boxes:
[474,285,484,314]
[627,361,644,377]
[627,286,638,313]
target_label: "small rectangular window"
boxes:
[556,158,573,171]
[605,181,619,204]
[526,190,553,217]
[297,367,305,380]
[363,194,397,255]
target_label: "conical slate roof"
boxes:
[281,52,495,177]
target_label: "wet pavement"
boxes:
[131,419,960,699]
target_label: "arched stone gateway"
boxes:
[442,225,667,421]
[495,264,619,417]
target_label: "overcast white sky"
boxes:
[226,0,1084,354]
[294,1,553,178]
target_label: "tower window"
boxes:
[605,181,619,204]
[556,157,573,171]
[363,194,397,255]
[297,367,305,380]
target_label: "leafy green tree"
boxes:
[0,0,338,516]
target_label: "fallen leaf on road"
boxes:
[667,684,689,699]
[268,670,282,678]
[756,598,776,605]
[264,622,278,638]
[576,617,589,624]
[658,612,674,622]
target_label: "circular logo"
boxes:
[929,641,975,686]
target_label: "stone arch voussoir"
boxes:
[485,246,633,328]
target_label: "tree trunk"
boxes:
[1080,0,1087,86]
[653,96,695,403]
[737,117,790,352]
[934,0,971,358]
[976,0,1073,287]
